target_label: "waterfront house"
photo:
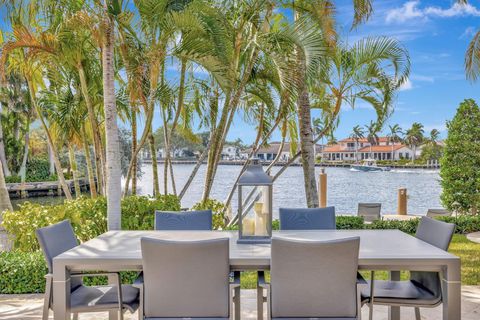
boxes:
[322,137,414,161]
[243,142,325,162]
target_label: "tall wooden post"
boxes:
[398,188,407,215]
[318,169,327,208]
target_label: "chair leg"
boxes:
[369,271,375,320]
[257,286,263,320]
[43,276,52,320]
[414,307,421,320]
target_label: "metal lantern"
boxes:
[237,159,273,244]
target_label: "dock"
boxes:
[6,179,91,199]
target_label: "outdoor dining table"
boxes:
[52,229,461,320]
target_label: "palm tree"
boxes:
[101,0,122,230]
[365,121,380,159]
[0,160,13,217]
[429,129,440,145]
[349,125,365,162]
[387,124,403,160]
[405,122,425,162]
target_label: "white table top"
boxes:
[53,230,459,272]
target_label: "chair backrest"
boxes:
[357,203,381,222]
[141,237,230,318]
[36,220,82,289]
[154,210,212,230]
[270,236,360,318]
[279,207,336,230]
[426,208,451,218]
[411,217,455,299]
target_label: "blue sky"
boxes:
[231,0,480,143]
[316,0,480,142]
[2,1,480,144]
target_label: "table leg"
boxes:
[388,271,400,320]
[257,285,263,320]
[53,261,71,320]
[442,260,461,320]
[108,274,119,320]
[234,285,241,319]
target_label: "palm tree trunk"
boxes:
[102,1,122,230]
[131,109,137,195]
[68,145,81,198]
[149,132,160,196]
[48,143,55,175]
[0,160,13,219]
[0,103,11,177]
[19,119,30,198]
[78,63,105,195]
[82,132,97,198]
[26,78,72,199]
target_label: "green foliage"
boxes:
[336,216,365,229]
[368,218,420,234]
[192,199,227,230]
[420,143,443,162]
[440,99,480,215]
[5,175,21,183]
[1,195,180,252]
[121,195,181,230]
[0,251,47,294]
[25,157,54,182]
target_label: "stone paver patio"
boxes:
[1,287,480,319]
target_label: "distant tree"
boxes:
[405,122,424,162]
[349,125,365,162]
[440,99,480,215]
[428,129,440,145]
[420,143,443,162]
[387,124,403,160]
[365,121,380,158]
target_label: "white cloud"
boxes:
[399,78,414,91]
[460,26,477,39]
[411,74,434,83]
[386,1,425,23]
[425,3,480,18]
[386,1,480,24]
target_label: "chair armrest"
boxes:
[257,271,270,289]
[356,272,368,291]
[230,271,241,289]
[70,272,120,279]
[132,272,144,290]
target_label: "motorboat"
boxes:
[351,159,391,172]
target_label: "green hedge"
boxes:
[1,195,180,252]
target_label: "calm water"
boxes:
[135,164,442,217]
[12,164,442,217]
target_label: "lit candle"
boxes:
[243,217,255,236]
[255,202,267,236]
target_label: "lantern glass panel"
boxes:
[237,160,273,244]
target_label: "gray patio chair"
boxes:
[365,216,455,320]
[279,206,336,230]
[357,203,381,223]
[135,237,240,319]
[257,236,367,319]
[426,208,452,218]
[155,209,212,230]
[36,220,139,320]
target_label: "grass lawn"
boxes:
[240,235,480,289]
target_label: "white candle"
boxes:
[255,202,267,236]
[243,217,255,236]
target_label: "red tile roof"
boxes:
[358,144,406,152]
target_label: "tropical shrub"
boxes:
[1,195,180,252]
[192,198,227,229]
[0,251,47,294]
[440,99,480,215]
[121,195,181,230]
